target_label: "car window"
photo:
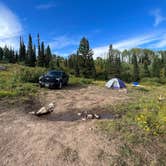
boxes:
[47,71,62,77]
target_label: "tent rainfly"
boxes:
[105,78,126,89]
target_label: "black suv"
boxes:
[39,70,69,89]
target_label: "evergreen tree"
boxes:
[15,52,18,62]
[64,59,68,67]
[56,56,60,68]
[0,47,3,60]
[78,37,96,78]
[115,55,121,78]
[143,60,150,77]
[37,34,45,67]
[30,44,36,67]
[19,36,26,62]
[132,54,140,81]
[26,34,33,66]
[41,42,45,66]
[8,48,14,63]
[107,45,121,78]
[142,53,150,77]
[152,56,161,77]
[3,46,10,62]
[161,51,166,64]
[74,52,80,77]
[68,54,75,69]
[45,45,52,67]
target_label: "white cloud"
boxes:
[150,9,166,27]
[36,3,56,10]
[49,36,78,50]
[0,3,23,48]
[93,33,164,59]
[149,34,166,48]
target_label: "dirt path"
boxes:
[0,85,128,166]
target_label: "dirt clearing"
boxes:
[0,85,128,166]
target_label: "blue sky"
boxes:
[0,0,166,58]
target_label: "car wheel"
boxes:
[39,83,44,88]
[59,81,62,89]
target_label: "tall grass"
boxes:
[0,64,45,98]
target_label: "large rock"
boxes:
[47,103,55,112]
[29,103,55,116]
[94,114,100,119]
[35,107,48,115]
[87,114,94,119]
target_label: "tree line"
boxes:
[0,35,166,82]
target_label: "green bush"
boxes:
[0,90,18,98]
[79,78,93,85]
[141,77,166,85]
[69,75,93,85]
[17,66,47,83]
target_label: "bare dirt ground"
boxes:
[0,85,128,166]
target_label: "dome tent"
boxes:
[105,78,126,89]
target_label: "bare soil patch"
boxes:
[0,85,128,166]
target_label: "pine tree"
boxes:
[45,45,52,67]
[37,34,45,67]
[107,45,121,78]
[152,56,161,77]
[0,47,3,60]
[143,60,150,77]
[132,54,140,81]
[3,46,10,62]
[26,34,33,66]
[19,36,26,62]
[30,44,36,67]
[41,41,45,66]
[78,37,96,78]
[56,56,60,68]
[49,56,57,69]
[74,52,80,77]
[15,52,18,62]
[9,48,15,63]
[161,51,166,64]
[115,55,121,78]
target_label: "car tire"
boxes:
[39,83,44,88]
[59,81,62,89]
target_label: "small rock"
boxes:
[87,114,94,119]
[82,118,86,121]
[77,112,82,116]
[29,111,35,115]
[94,114,100,119]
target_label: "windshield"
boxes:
[47,71,62,77]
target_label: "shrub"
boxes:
[80,78,93,85]
[69,75,93,85]
[141,77,161,86]
[0,90,17,98]
[17,66,47,83]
